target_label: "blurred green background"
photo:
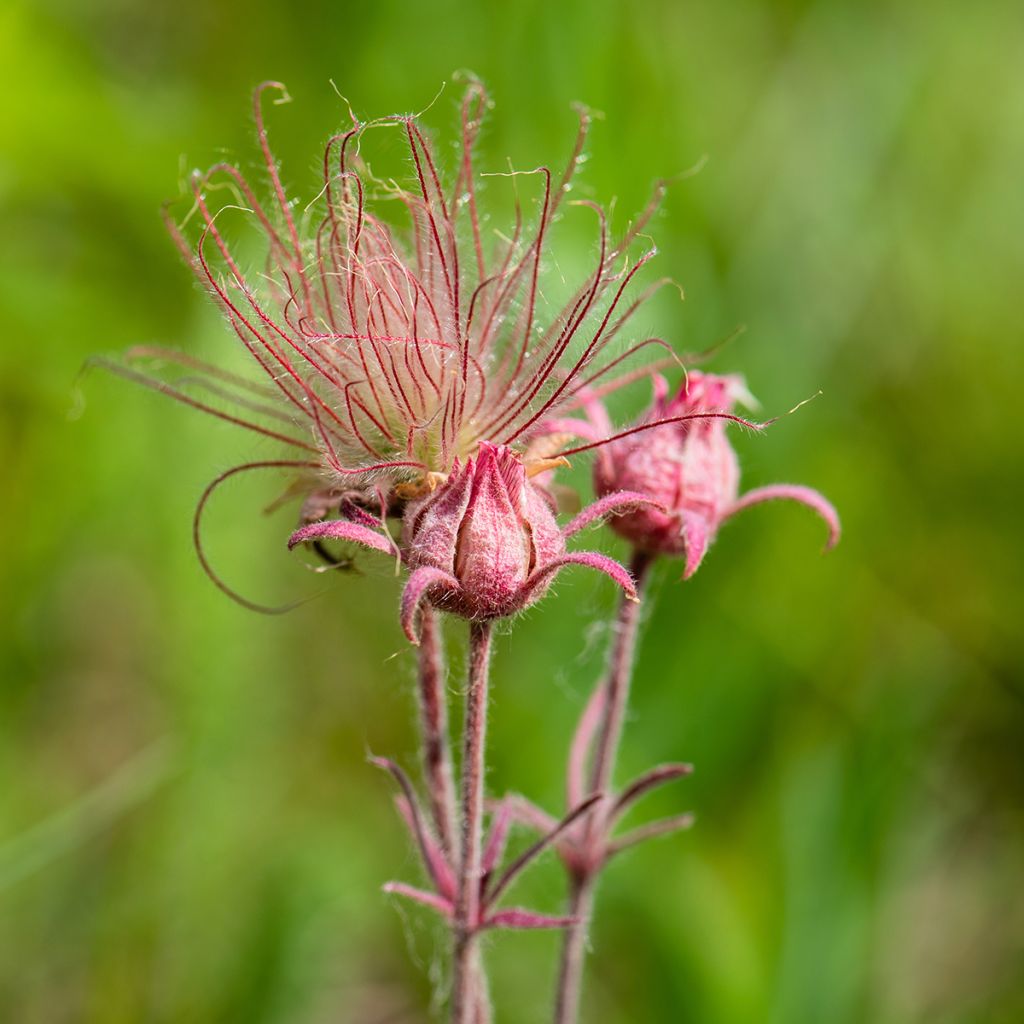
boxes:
[2,0,1022,1020]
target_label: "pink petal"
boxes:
[382,882,453,918]
[681,511,711,580]
[520,551,638,607]
[400,566,461,645]
[579,391,615,480]
[562,491,664,539]
[484,908,579,930]
[472,441,525,518]
[288,519,395,555]
[727,484,840,551]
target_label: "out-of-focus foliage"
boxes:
[1,0,1021,1021]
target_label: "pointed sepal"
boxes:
[400,566,461,644]
[520,551,638,607]
[562,491,664,539]
[727,483,840,551]
[288,518,396,555]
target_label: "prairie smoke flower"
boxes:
[289,442,655,642]
[578,371,841,577]
[399,443,659,636]
[153,78,671,488]
[109,80,676,614]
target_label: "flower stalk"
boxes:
[452,620,494,1024]
[554,549,653,1024]
[588,550,653,798]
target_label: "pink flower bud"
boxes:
[595,372,745,564]
[593,371,840,576]
[402,443,565,622]
[291,440,647,642]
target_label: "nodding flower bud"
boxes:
[382,442,647,642]
[403,443,565,622]
[290,441,654,644]
[593,371,840,577]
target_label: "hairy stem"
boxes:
[588,550,652,797]
[554,549,653,1024]
[417,606,458,854]
[553,873,596,1024]
[452,620,494,1024]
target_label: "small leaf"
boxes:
[608,812,696,858]
[382,882,453,918]
[610,762,693,823]
[484,908,580,930]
